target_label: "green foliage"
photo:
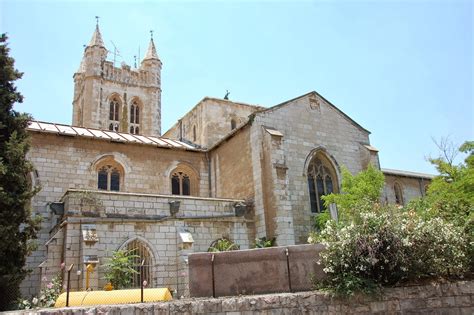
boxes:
[322,164,385,223]
[18,272,63,309]
[208,237,240,252]
[309,208,469,296]
[422,141,474,226]
[0,34,41,310]
[102,249,140,289]
[254,237,276,248]
[312,210,331,234]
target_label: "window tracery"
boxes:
[108,97,120,131]
[307,155,337,213]
[130,100,140,134]
[170,164,198,196]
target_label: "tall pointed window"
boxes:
[307,154,337,213]
[170,164,198,196]
[192,125,197,142]
[109,97,120,131]
[231,119,237,130]
[130,100,140,134]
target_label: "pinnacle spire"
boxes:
[87,18,105,48]
[143,30,159,61]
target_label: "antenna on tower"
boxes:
[134,55,137,68]
[95,16,100,26]
[110,41,121,67]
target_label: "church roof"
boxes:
[382,168,435,179]
[27,121,201,151]
[143,39,159,60]
[88,24,105,48]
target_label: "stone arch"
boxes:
[167,162,200,196]
[90,154,130,191]
[303,147,341,181]
[118,236,157,287]
[304,148,340,214]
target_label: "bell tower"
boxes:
[72,23,162,136]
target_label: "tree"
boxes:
[322,164,385,223]
[424,140,474,226]
[0,34,41,310]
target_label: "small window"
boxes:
[170,165,198,196]
[231,119,237,130]
[97,163,123,192]
[193,125,196,142]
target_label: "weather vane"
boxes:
[95,16,100,26]
[150,30,154,40]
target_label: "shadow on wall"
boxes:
[188,244,326,298]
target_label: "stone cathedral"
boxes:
[22,25,433,297]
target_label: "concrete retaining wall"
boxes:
[188,244,326,297]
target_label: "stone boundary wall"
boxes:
[188,244,326,297]
[7,280,473,315]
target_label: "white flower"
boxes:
[32,297,38,305]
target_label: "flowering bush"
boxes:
[309,208,469,296]
[17,270,63,309]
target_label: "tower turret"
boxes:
[72,24,163,136]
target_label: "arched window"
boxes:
[170,164,198,196]
[96,157,124,192]
[394,183,404,205]
[109,97,120,131]
[124,239,153,288]
[192,125,196,142]
[129,100,140,135]
[231,119,237,130]
[307,154,338,213]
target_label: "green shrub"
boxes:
[102,249,139,289]
[208,238,240,252]
[254,237,276,248]
[309,208,469,296]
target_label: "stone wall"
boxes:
[40,190,254,296]
[249,92,374,245]
[188,244,326,298]
[10,280,473,314]
[23,132,209,296]
[210,125,254,200]
[164,98,261,148]
[384,173,429,206]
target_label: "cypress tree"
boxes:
[0,34,41,310]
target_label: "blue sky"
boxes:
[1,0,472,174]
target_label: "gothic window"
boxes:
[109,97,120,131]
[97,165,121,191]
[170,164,198,196]
[394,183,404,205]
[307,155,337,213]
[125,239,153,288]
[129,100,140,134]
[231,119,237,130]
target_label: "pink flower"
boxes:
[143,280,148,287]
[42,276,48,282]
[60,262,65,269]
[47,282,53,289]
